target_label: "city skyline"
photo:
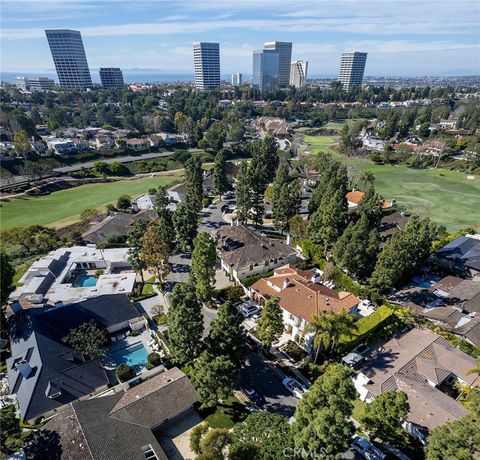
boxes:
[1,0,479,77]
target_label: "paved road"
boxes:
[198,200,231,234]
[237,351,299,418]
[52,150,175,174]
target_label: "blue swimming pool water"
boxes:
[75,275,98,287]
[111,343,148,370]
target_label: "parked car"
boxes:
[354,343,371,356]
[239,304,260,318]
[282,377,305,398]
[208,203,216,209]
[243,386,265,406]
[221,204,230,213]
[351,436,386,460]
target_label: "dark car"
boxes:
[243,386,265,406]
[221,204,230,213]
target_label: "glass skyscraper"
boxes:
[193,42,220,90]
[338,52,368,89]
[263,41,292,87]
[99,68,125,88]
[252,49,279,92]
[45,29,92,88]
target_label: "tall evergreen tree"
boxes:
[191,232,217,302]
[357,184,384,224]
[208,301,246,368]
[333,214,380,280]
[235,162,251,224]
[1,251,15,305]
[257,297,284,349]
[168,282,204,363]
[140,221,170,284]
[185,156,204,211]
[293,364,356,458]
[154,186,175,251]
[173,200,198,252]
[213,150,230,195]
[127,220,148,283]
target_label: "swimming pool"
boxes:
[75,275,98,287]
[110,343,148,371]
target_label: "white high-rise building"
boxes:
[338,52,368,89]
[263,41,292,87]
[290,61,308,88]
[193,42,220,90]
[231,73,243,86]
[45,29,92,88]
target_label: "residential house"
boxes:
[216,225,297,282]
[256,117,291,138]
[46,138,77,155]
[147,134,164,148]
[126,138,149,151]
[250,264,360,349]
[346,190,396,210]
[82,210,158,245]
[354,328,479,440]
[93,135,115,150]
[359,128,386,151]
[432,234,480,276]
[438,119,458,130]
[71,138,91,152]
[131,194,155,212]
[377,211,409,239]
[419,139,447,157]
[42,367,198,460]
[166,183,187,211]
[8,246,137,312]
[7,294,144,423]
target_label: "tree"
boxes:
[1,225,60,254]
[173,201,198,252]
[208,301,246,368]
[230,412,294,460]
[339,124,353,154]
[191,232,217,302]
[361,391,409,445]
[271,163,300,234]
[370,216,437,293]
[13,129,31,157]
[289,214,307,242]
[197,428,230,460]
[0,406,23,454]
[116,194,131,211]
[333,214,380,280]
[192,351,236,409]
[167,282,203,362]
[426,389,480,460]
[357,184,384,224]
[116,363,136,382]
[80,208,102,225]
[293,364,356,458]
[1,251,15,305]
[213,150,230,195]
[235,161,251,224]
[128,220,148,283]
[154,186,175,251]
[185,156,204,211]
[257,297,284,349]
[306,312,357,362]
[140,222,170,284]
[202,120,227,151]
[62,320,108,359]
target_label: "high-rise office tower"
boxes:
[28,77,55,92]
[231,73,243,86]
[263,41,292,87]
[193,42,220,90]
[252,49,280,92]
[45,29,92,88]
[338,52,367,89]
[99,68,125,88]
[290,61,308,88]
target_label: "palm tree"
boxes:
[359,170,375,191]
[306,312,357,363]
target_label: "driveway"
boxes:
[198,199,232,234]
[237,350,299,418]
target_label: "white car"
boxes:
[282,377,305,398]
[351,436,386,460]
[240,304,260,318]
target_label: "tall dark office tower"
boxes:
[193,42,220,90]
[45,29,92,88]
[252,49,280,92]
[338,52,368,88]
[263,41,292,87]
[99,68,125,88]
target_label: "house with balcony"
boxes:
[250,264,360,349]
[216,226,297,283]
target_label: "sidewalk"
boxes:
[268,347,311,387]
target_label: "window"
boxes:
[141,445,158,460]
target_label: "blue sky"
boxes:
[1,0,479,77]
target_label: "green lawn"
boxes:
[0,175,180,230]
[333,156,480,232]
[352,397,367,424]
[202,395,248,429]
[141,276,156,296]
[303,135,338,154]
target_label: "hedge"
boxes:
[338,305,396,351]
[116,363,136,382]
[243,271,274,287]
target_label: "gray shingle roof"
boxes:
[435,235,480,272]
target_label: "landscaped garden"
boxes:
[201,394,248,429]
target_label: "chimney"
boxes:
[283,278,290,289]
[286,233,291,245]
[311,273,320,284]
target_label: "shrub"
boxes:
[190,423,209,454]
[282,340,307,363]
[337,306,396,352]
[116,363,136,382]
[147,352,162,367]
[145,363,155,370]
[153,314,168,326]
[130,330,140,337]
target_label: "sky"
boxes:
[1,0,479,78]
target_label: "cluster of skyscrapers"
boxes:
[44,29,124,89]
[40,29,367,91]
